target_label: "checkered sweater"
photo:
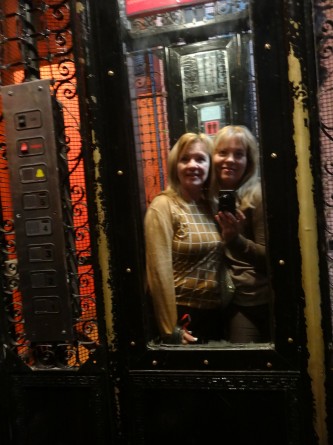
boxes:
[145,193,224,336]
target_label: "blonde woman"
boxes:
[214,125,270,343]
[145,133,229,344]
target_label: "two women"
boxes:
[145,126,270,344]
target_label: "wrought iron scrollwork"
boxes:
[315,0,333,327]
[0,1,99,370]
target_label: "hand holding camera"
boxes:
[218,190,236,215]
[216,190,245,243]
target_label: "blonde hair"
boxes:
[213,125,261,209]
[163,132,216,203]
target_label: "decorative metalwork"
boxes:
[0,1,99,369]
[181,50,229,97]
[119,0,249,37]
[129,371,301,445]
[10,374,107,445]
[125,17,257,209]
[127,47,170,207]
[315,0,333,329]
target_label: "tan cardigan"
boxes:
[144,193,224,336]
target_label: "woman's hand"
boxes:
[215,209,245,243]
[166,325,198,344]
[182,330,198,344]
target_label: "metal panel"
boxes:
[1,79,78,342]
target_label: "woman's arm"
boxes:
[145,196,198,344]
[226,201,266,271]
[215,190,267,271]
[144,196,178,337]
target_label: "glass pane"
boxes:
[119,0,273,348]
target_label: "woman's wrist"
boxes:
[162,326,185,344]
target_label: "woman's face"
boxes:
[177,141,210,200]
[213,136,248,189]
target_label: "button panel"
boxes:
[1,79,77,342]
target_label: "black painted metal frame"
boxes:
[86,0,306,367]
[0,0,325,443]
[81,0,322,443]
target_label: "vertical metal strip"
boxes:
[148,50,165,190]
[288,31,328,445]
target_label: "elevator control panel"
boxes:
[1,79,78,342]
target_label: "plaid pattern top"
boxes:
[145,193,224,336]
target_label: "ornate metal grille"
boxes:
[119,0,249,37]
[0,0,99,369]
[315,0,333,330]
[181,50,229,98]
[127,48,170,208]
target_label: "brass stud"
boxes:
[117,170,124,176]
[266,362,273,368]
[108,70,115,76]
[203,359,209,365]
[287,337,294,344]
[130,341,136,347]
[152,360,158,366]
[126,268,132,273]
[279,259,285,266]
[265,43,271,50]
[271,152,278,159]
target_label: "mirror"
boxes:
[166,33,256,140]
[118,0,274,348]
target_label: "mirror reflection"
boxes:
[213,126,270,344]
[119,0,273,347]
[144,132,228,345]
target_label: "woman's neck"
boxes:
[180,187,203,203]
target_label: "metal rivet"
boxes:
[38,86,43,91]
[130,341,136,347]
[8,91,13,96]
[279,259,285,266]
[126,268,132,273]
[265,43,271,50]
[271,152,278,159]
[288,337,294,344]
[108,70,115,76]
[152,360,157,366]
[266,362,273,368]
[203,359,209,365]
[117,170,124,176]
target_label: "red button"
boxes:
[20,142,29,153]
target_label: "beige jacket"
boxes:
[144,193,224,336]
